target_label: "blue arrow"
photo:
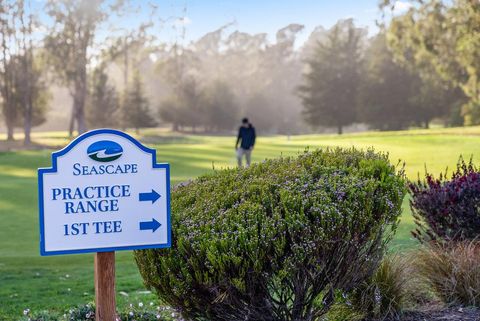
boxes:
[139,189,161,204]
[139,218,161,232]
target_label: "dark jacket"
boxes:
[236,125,256,149]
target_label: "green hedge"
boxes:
[135,148,406,321]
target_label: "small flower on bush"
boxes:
[18,309,61,321]
[64,304,95,320]
[114,302,182,321]
[18,303,184,321]
[410,158,480,242]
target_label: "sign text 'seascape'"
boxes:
[38,129,171,256]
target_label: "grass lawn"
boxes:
[1,126,480,319]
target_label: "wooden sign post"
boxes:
[95,252,116,321]
[38,129,172,321]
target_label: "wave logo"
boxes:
[87,140,123,162]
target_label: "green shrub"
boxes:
[135,148,406,321]
[415,241,480,307]
[351,255,410,320]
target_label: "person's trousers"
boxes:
[237,148,252,167]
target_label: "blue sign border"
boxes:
[38,129,171,256]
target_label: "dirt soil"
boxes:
[401,307,480,321]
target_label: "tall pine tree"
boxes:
[122,72,157,133]
[86,66,120,129]
[299,19,365,134]
[358,34,419,131]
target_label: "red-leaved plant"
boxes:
[410,158,480,243]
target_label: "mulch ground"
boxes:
[400,307,480,321]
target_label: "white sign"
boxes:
[38,129,171,256]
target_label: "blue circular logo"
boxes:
[87,140,123,162]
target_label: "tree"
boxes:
[299,20,365,134]
[243,93,278,134]
[175,77,203,132]
[202,81,238,132]
[158,76,203,132]
[86,65,120,129]
[359,34,419,131]
[12,54,50,133]
[411,79,465,128]
[158,97,182,131]
[17,0,50,145]
[0,1,18,141]
[256,24,305,134]
[0,0,48,144]
[123,72,156,133]
[384,0,480,124]
[106,24,155,131]
[44,0,126,136]
[359,34,465,130]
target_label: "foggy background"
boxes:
[0,0,474,141]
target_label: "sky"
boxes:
[154,0,384,45]
[29,0,412,47]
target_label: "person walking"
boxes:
[235,118,256,167]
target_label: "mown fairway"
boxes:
[1,127,480,319]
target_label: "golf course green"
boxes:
[1,127,479,319]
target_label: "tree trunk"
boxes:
[6,124,14,142]
[2,68,15,142]
[424,120,430,129]
[121,103,127,131]
[74,77,88,135]
[120,38,129,132]
[69,101,76,137]
[77,108,87,134]
[337,125,343,135]
[5,100,15,142]
[23,105,32,146]
[23,77,33,146]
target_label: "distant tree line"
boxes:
[1,0,478,143]
[0,0,49,144]
[384,0,480,126]
[299,18,467,134]
[150,23,305,135]
[299,0,478,135]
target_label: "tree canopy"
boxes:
[1,1,479,140]
[385,0,479,124]
[299,20,365,134]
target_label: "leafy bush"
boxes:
[351,255,410,320]
[409,158,480,242]
[135,148,406,321]
[415,241,480,307]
